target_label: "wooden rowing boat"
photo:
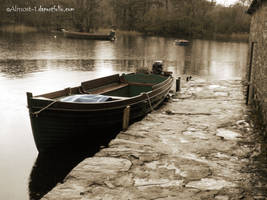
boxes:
[27,72,173,152]
[62,29,116,41]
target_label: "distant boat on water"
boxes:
[175,39,190,46]
[62,29,116,41]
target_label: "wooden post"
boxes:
[176,77,181,92]
[26,92,33,108]
[246,42,255,105]
[247,84,254,105]
[122,106,130,131]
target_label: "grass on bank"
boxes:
[0,25,37,33]
[212,33,249,42]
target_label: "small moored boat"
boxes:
[175,39,190,46]
[62,29,116,41]
[27,64,173,152]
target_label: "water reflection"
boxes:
[0,59,44,78]
[28,127,121,200]
[29,151,90,200]
[0,58,166,78]
[0,32,248,79]
[182,40,248,79]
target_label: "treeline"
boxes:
[109,0,251,37]
[0,0,103,32]
[0,0,251,38]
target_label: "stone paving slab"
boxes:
[42,78,267,200]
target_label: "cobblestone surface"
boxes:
[42,78,267,200]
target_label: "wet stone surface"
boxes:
[42,78,267,200]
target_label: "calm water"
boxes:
[0,32,248,200]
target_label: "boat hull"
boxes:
[62,30,115,41]
[27,74,173,152]
[175,39,190,46]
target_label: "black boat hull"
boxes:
[27,73,173,152]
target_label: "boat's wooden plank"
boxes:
[128,82,154,87]
[90,83,128,94]
[66,31,109,36]
[35,86,81,99]
[81,74,120,90]
[35,89,67,99]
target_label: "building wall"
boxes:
[248,1,267,130]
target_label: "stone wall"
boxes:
[248,1,267,131]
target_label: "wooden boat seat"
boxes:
[84,83,129,95]
[87,82,156,95]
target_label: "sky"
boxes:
[214,0,240,6]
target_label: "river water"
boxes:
[0,32,248,200]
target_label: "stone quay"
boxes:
[42,77,267,200]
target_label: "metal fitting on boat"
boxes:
[152,61,163,74]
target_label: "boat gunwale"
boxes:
[29,82,172,112]
[32,73,172,99]
[63,30,111,36]
[27,75,173,112]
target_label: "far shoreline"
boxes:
[0,24,249,43]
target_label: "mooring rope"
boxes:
[31,100,57,117]
[145,93,154,112]
[31,91,157,117]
